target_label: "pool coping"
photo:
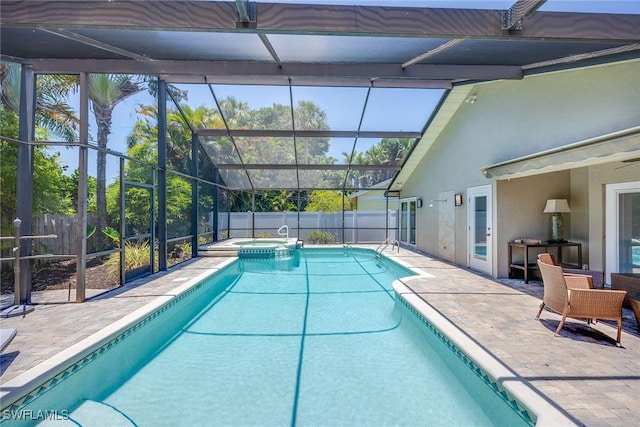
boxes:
[0,258,237,412]
[0,248,583,425]
[393,278,577,426]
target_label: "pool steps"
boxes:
[375,238,400,260]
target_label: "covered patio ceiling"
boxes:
[2,0,639,191]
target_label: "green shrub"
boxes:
[306,231,336,244]
[169,241,191,264]
[106,240,157,279]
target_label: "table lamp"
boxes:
[543,199,571,242]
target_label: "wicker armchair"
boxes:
[536,255,627,345]
[537,253,604,288]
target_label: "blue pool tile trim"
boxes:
[302,246,372,255]
[303,248,415,278]
[238,242,301,259]
[395,295,536,426]
[1,276,212,415]
[4,249,531,427]
[238,247,279,258]
[2,248,388,414]
[239,245,403,265]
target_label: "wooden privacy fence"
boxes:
[31,213,84,256]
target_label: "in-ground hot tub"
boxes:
[233,239,288,249]
[232,239,299,259]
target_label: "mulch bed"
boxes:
[1,258,117,294]
[1,253,191,295]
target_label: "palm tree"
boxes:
[1,62,80,233]
[167,104,224,172]
[294,100,329,164]
[219,96,251,129]
[88,74,143,249]
[1,61,79,141]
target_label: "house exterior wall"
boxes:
[569,167,590,265]
[353,192,398,211]
[401,59,640,277]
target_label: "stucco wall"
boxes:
[569,167,590,264]
[496,171,571,278]
[477,60,640,162]
[400,113,473,262]
[401,59,640,277]
[354,192,398,211]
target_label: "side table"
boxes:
[508,241,582,284]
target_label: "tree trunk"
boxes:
[94,103,112,251]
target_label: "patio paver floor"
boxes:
[1,248,639,426]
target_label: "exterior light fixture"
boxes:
[454,193,463,206]
[543,199,571,242]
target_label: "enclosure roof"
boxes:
[2,0,640,191]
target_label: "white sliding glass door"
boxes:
[399,198,417,246]
[606,181,640,282]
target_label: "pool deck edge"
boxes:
[0,259,236,411]
[393,279,578,427]
[1,247,638,425]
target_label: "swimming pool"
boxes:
[2,249,534,426]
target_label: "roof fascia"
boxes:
[523,47,640,77]
[389,87,465,191]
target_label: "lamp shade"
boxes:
[543,199,571,214]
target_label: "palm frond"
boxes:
[0,62,21,112]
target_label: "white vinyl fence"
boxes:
[20,210,398,258]
[221,211,398,243]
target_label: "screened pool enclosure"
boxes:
[2,0,638,304]
[1,69,435,303]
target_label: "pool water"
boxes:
[23,249,530,426]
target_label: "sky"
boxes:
[255,0,640,14]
